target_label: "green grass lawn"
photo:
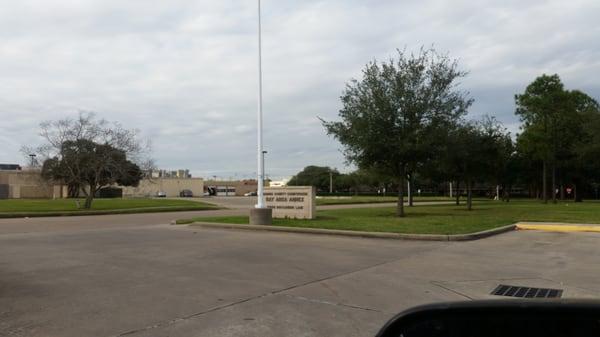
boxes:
[0,198,218,217]
[315,195,456,205]
[178,200,600,235]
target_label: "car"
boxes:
[156,191,166,198]
[376,300,600,337]
[244,191,257,196]
[179,189,193,197]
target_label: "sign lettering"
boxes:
[264,186,315,219]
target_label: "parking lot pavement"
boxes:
[1,225,599,337]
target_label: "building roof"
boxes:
[0,164,22,170]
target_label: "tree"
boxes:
[440,117,511,210]
[564,90,600,201]
[322,48,472,216]
[342,169,377,195]
[28,112,150,209]
[288,166,339,192]
[515,74,575,204]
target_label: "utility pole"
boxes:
[329,171,333,194]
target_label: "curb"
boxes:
[516,222,600,233]
[189,222,517,241]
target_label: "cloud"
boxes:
[0,0,598,179]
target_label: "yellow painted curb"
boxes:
[516,223,600,233]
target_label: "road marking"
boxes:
[516,223,600,233]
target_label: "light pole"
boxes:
[250,0,272,225]
[262,150,267,186]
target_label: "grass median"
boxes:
[0,198,219,218]
[177,200,600,235]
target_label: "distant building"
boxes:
[0,167,203,199]
[176,169,191,178]
[269,178,290,188]
[121,177,204,198]
[0,164,22,171]
[148,169,192,179]
[204,179,258,196]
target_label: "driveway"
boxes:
[1,223,599,337]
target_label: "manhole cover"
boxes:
[491,284,563,298]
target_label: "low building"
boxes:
[204,179,258,196]
[0,169,63,199]
[0,168,204,199]
[121,177,204,198]
[269,178,290,188]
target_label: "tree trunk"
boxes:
[83,185,96,209]
[574,182,583,203]
[552,164,557,204]
[408,174,414,207]
[542,161,548,204]
[84,190,95,209]
[467,180,473,211]
[455,181,460,205]
[560,182,565,200]
[397,171,405,217]
[68,184,80,198]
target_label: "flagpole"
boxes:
[256,0,265,209]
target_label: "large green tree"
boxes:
[29,112,151,209]
[322,48,472,216]
[563,90,600,201]
[515,74,576,204]
[42,139,143,208]
[438,117,510,210]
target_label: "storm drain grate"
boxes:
[491,284,563,298]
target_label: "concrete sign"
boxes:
[264,186,316,219]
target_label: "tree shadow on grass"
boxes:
[313,216,337,221]
[380,211,460,218]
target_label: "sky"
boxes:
[0,0,599,180]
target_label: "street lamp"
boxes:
[250,0,272,225]
[28,154,36,168]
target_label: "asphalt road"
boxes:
[1,220,599,337]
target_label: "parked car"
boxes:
[179,189,193,197]
[244,191,257,196]
[156,191,167,198]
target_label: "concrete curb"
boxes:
[189,222,517,241]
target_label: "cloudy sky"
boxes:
[1,0,598,179]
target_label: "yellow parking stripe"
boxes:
[516,223,600,233]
